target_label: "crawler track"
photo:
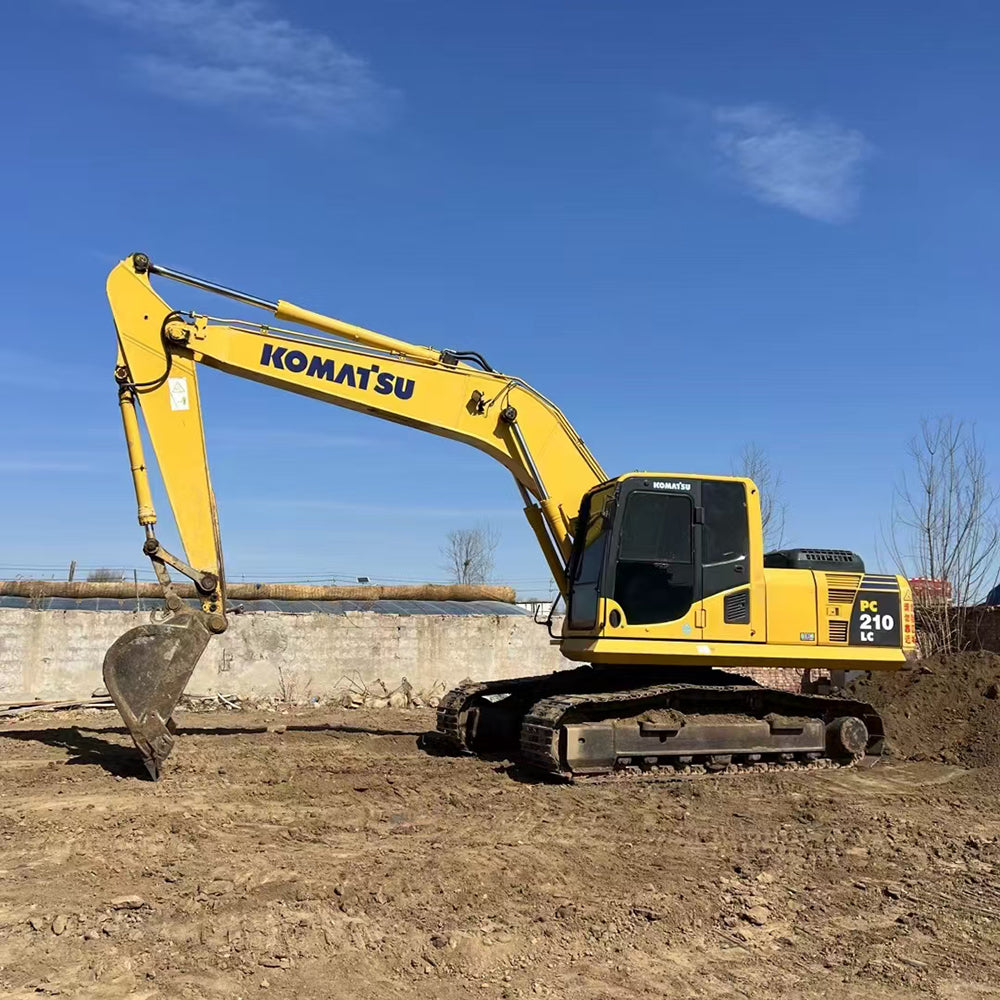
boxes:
[436,665,883,779]
[577,754,851,786]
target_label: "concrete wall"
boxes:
[0,607,828,705]
[0,608,569,703]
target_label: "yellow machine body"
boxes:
[560,473,916,668]
[103,253,915,776]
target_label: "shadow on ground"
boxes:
[0,727,149,778]
[0,719,435,779]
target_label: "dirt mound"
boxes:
[850,651,1000,766]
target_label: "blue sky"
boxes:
[2,1,998,596]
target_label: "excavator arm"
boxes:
[105,253,606,776]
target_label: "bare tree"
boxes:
[734,442,787,551]
[884,417,1000,654]
[442,523,500,585]
[86,567,125,582]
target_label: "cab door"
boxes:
[700,479,762,642]
[566,486,614,632]
[608,481,703,638]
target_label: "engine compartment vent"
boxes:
[764,549,865,573]
[828,620,849,643]
[723,589,750,625]
[827,588,858,604]
[826,573,862,605]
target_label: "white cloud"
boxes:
[66,0,395,130]
[712,104,870,223]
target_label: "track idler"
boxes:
[825,716,869,758]
[102,607,213,779]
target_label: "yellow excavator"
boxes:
[103,253,916,779]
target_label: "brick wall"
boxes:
[719,666,828,693]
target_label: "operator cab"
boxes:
[565,474,753,633]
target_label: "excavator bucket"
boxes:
[102,608,212,779]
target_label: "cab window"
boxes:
[567,496,608,629]
[702,480,748,598]
[614,492,694,625]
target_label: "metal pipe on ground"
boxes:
[0,580,517,604]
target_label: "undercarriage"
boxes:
[435,665,881,779]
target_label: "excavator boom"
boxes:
[105,253,604,775]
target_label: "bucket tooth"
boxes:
[102,608,212,778]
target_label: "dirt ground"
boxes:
[1,695,999,999]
